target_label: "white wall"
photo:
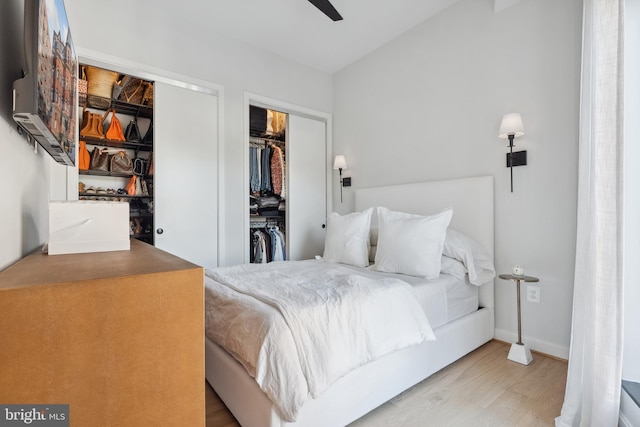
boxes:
[0,0,333,270]
[0,0,65,270]
[333,0,582,358]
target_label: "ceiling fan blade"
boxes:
[307,0,343,21]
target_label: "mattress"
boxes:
[335,263,479,329]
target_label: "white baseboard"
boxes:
[620,388,640,427]
[494,328,569,360]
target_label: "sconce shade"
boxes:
[498,113,525,139]
[333,155,347,170]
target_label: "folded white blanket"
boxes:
[205,259,435,421]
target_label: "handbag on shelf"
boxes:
[125,119,142,142]
[110,151,133,175]
[146,152,154,176]
[142,121,153,144]
[79,105,108,139]
[135,176,143,196]
[125,175,137,196]
[117,76,145,104]
[133,157,147,176]
[78,66,87,104]
[142,81,154,106]
[85,66,118,109]
[78,141,90,171]
[140,179,149,196]
[89,147,110,171]
[105,109,126,142]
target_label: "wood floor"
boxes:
[205,340,567,426]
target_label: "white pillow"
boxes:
[443,228,495,285]
[440,255,467,279]
[373,207,453,278]
[322,208,373,267]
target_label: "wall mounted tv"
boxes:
[13,0,77,167]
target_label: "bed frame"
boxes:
[205,176,495,427]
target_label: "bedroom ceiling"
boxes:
[172,0,463,74]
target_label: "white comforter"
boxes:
[204,259,435,421]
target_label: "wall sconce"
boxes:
[498,113,527,193]
[333,155,348,203]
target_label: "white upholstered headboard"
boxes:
[355,176,495,310]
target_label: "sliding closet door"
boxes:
[154,82,218,269]
[288,115,326,260]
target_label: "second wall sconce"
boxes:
[333,155,349,203]
[498,113,527,193]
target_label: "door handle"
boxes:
[156,228,164,235]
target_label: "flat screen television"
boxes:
[12,0,77,166]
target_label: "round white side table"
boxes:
[499,273,539,365]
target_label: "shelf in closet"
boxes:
[79,170,153,179]
[250,215,285,228]
[81,136,153,152]
[249,129,285,142]
[83,96,153,119]
[79,192,152,199]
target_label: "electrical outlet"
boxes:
[527,285,540,303]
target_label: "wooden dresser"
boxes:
[0,239,205,426]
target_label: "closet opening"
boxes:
[249,105,288,263]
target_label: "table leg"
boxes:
[516,278,522,345]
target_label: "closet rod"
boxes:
[249,136,286,146]
[250,222,281,229]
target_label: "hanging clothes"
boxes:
[268,226,286,261]
[260,145,272,192]
[271,145,284,197]
[252,230,268,264]
[249,146,261,193]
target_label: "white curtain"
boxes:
[556,0,625,426]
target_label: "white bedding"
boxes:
[204,259,435,421]
[386,272,479,328]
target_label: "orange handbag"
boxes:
[78,141,90,170]
[126,175,137,196]
[79,105,108,139]
[105,109,126,141]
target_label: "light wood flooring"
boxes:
[205,340,567,426]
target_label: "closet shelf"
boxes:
[79,192,152,199]
[81,136,153,151]
[249,136,286,148]
[249,129,285,142]
[79,170,152,179]
[84,96,153,118]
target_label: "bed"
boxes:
[204,176,495,427]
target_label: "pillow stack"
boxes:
[321,206,495,285]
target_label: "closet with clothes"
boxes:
[249,105,288,263]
